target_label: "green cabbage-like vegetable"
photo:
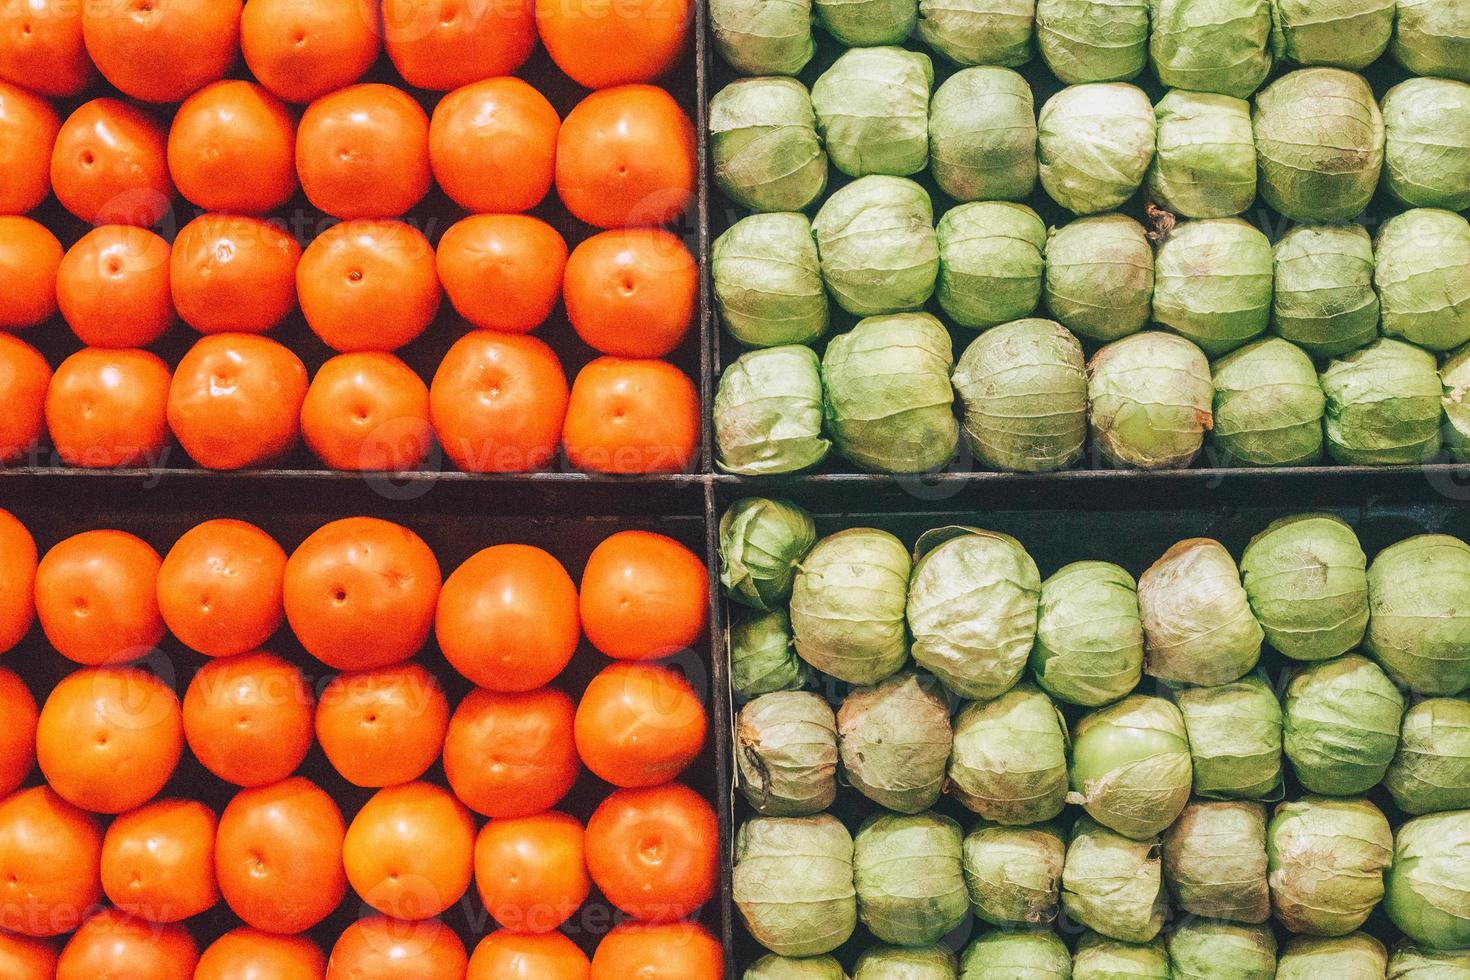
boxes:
[1382,78,1470,211]
[1042,214,1153,342]
[812,0,916,45]
[1068,695,1192,840]
[711,0,816,75]
[952,318,1087,472]
[812,176,939,317]
[1037,83,1155,215]
[962,822,1065,927]
[1278,933,1389,979]
[1253,68,1383,222]
[1444,344,1470,462]
[744,954,849,980]
[731,609,811,698]
[1211,338,1325,466]
[1072,932,1169,979]
[855,946,957,980]
[1386,809,1470,950]
[1267,796,1393,936]
[1177,675,1284,800]
[1269,0,1394,67]
[1152,218,1273,356]
[1365,534,1470,697]
[1147,90,1256,218]
[949,683,1068,825]
[721,497,818,611]
[821,313,959,474]
[907,526,1041,700]
[917,0,1033,65]
[928,69,1037,204]
[1031,561,1142,708]
[1391,0,1470,83]
[734,814,857,957]
[790,528,910,684]
[1087,331,1214,469]
[711,78,827,213]
[1387,698,1470,817]
[1270,223,1380,360]
[1162,800,1270,923]
[1138,537,1263,687]
[959,930,1071,979]
[1389,942,1470,978]
[1319,338,1443,465]
[1240,513,1369,662]
[1035,0,1148,82]
[1374,208,1470,351]
[738,692,839,816]
[838,670,953,814]
[853,812,968,947]
[1167,920,1279,980]
[715,346,832,475]
[935,202,1045,328]
[713,213,830,348]
[1283,653,1404,796]
[1062,815,1166,943]
[1150,0,1272,97]
[811,48,932,179]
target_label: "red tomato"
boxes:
[581,530,706,660]
[51,99,173,227]
[240,0,380,104]
[315,662,449,788]
[0,216,60,330]
[296,84,430,220]
[573,662,706,788]
[468,932,589,980]
[564,229,697,357]
[166,333,308,470]
[56,909,197,980]
[0,933,56,979]
[82,0,241,103]
[326,916,468,980]
[196,929,327,980]
[183,652,314,787]
[536,0,690,89]
[0,509,35,653]
[168,81,297,215]
[100,798,218,923]
[0,0,94,97]
[156,519,286,657]
[297,219,441,352]
[342,781,476,921]
[474,811,590,934]
[562,357,699,474]
[171,215,301,335]
[56,225,173,348]
[429,78,558,214]
[0,335,51,464]
[0,787,102,937]
[429,332,568,473]
[443,686,579,819]
[34,529,166,666]
[590,922,723,980]
[0,667,37,797]
[44,347,172,469]
[380,0,535,91]
[301,352,433,472]
[585,782,718,923]
[437,215,568,335]
[0,82,58,214]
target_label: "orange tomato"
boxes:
[0,667,36,797]
[44,347,172,469]
[590,922,722,980]
[215,777,347,934]
[156,519,287,657]
[301,352,432,472]
[167,333,308,469]
[283,517,441,670]
[573,662,706,788]
[0,216,60,329]
[436,544,580,692]
[171,215,301,335]
[443,686,579,819]
[315,662,449,788]
[562,357,699,474]
[297,219,441,353]
[0,0,94,97]
[36,666,184,814]
[0,787,102,937]
[82,0,241,103]
[57,909,197,980]
[240,0,380,104]
[296,84,430,220]
[100,798,218,923]
[468,932,589,980]
[326,916,468,979]
[0,335,51,465]
[579,530,706,660]
[55,225,172,347]
[380,0,535,91]
[0,932,56,979]
[585,782,717,923]
[197,929,327,980]
[0,82,58,214]
[564,229,696,357]
[429,332,568,474]
[182,651,314,787]
[0,509,35,653]
[437,215,567,335]
[34,529,166,666]
[536,0,690,90]
[429,78,558,214]
[168,81,297,215]
[555,86,695,229]
[474,811,590,934]
[51,99,173,227]
[343,781,476,921]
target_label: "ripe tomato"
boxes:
[171,215,301,335]
[297,219,441,352]
[343,781,476,921]
[380,0,534,91]
[0,0,94,97]
[429,332,568,473]
[57,909,197,980]
[296,84,430,220]
[0,82,58,214]
[55,225,172,347]
[0,787,102,937]
[168,81,297,215]
[443,686,579,819]
[0,932,56,979]
[562,357,699,474]
[156,519,286,657]
[564,229,696,357]
[34,529,166,665]
[428,78,558,214]
[590,922,722,980]
[215,777,347,934]
[197,929,326,980]
[44,348,172,469]
[436,544,580,692]
[51,99,173,227]
[301,352,432,472]
[167,333,308,469]
[0,216,60,329]
[437,215,567,335]
[241,0,380,104]
[315,662,449,788]
[555,86,695,229]
[326,916,468,979]
[0,667,36,797]
[283,517,441,670]
[468,932,589,980]
[36,666,184,814]
[182,651,313,786]
[585,782,717,923]
[0,510,35,652]
[100,798,218,922]
[82,0,240,103]
[581,530,706,661]
[573,663,706,788]
[0,335,50,465]
[474,811,590,934]
[536,0,690,90]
